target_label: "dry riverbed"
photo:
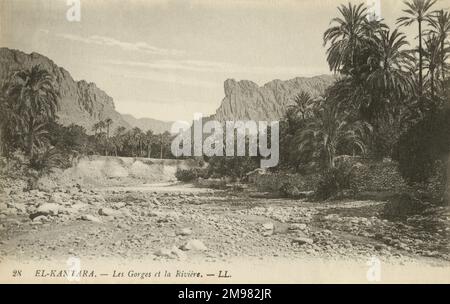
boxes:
[0,176,449,267]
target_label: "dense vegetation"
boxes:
[1,1,449,201]
[275,1,450,199]
[0,66,176,174]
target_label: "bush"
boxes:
[175,168,208,182]
[394,108,450,184]
[315,164,352,200]
[382,193,428,220]
[279,182,301,198]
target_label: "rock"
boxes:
[32,215,48,223]
[71,203,89,211]
[262,230,273,237]
[154,248,175,259]
[262,222,274,230]
[0,203,7,211]
[81,215,102,223]
[98,208,117,217]
[48,193,64,205]
[289,223,307,231]
[171,246,187,260]
[120,208,132,217]
[181,239,208,251]
[177,228,192,236]
[292,237,314,245]
[35,203,60,216]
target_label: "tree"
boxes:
[145,130,154,158]
[104,118,113,155]
[323,3,382,76]
[366,29,414,113]
[423,33,441,99]
[397,0,437,98]
[296,99,372,169]
[289,91,315,120]
[7,65,60,159]
[427,9,450,92]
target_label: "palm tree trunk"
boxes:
[0,125,3,157]
[431,70,435,100]
[418,20,423,98]
[27,117,34,160]
[147,142,151,158]
[442,38,446,93]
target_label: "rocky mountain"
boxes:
[212,75,335,122]
[0,48,171,134]
[122,114,173,134]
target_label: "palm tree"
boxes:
[366,29,414,105]
[296,100,371,169]
[104,118,112,139]
[423,33,441,99]
[397,0,437,98]
[145,130,154,158]
[427,9,450,88]
[289,91,315,120]
[323,3,370,75]
[130,127,143,157]
[104,118,113,155]
[7,66,60,158]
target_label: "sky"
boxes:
[1,0,450,122]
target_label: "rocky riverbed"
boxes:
[0,175,449,265]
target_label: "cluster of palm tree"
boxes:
[91,121,173,159]
[0,65,60,164]
[281,0,450,172]
[0,64,177,171]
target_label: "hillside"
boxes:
[0,48,171,134]
[212,75,335,121]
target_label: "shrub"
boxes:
[315,164,352,200]
[394,108,450,184]
[279,182,302,198]
[175,168,208,182]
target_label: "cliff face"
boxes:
[0,48,130,134]
[212,75,335,122]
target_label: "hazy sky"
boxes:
[1,0,449,121]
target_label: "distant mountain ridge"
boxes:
[0,48,335,135]
[121,114,173,134]
[211,75,335,122]
[0,48,171,134]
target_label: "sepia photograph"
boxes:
[0,0,449,284]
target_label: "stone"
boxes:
[289,223,307,231]
[171,246,187,260]
[262,222,274,230]
[36,203,60,216]
[262,230,273,237]
[181,239,208,251]
[177,228,193,236]
[120,208,132,217]
[292,237,314,245]
[32,215,48,223]
[81,215,102,223]
[48,193,64,205]
[98,207,117,217]
[154,248,175,259]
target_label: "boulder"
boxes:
[180,239,208,251]
[36,203,61,216]
[98,207,118,217]
[262,222,274,230]
[81,214,102,223]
